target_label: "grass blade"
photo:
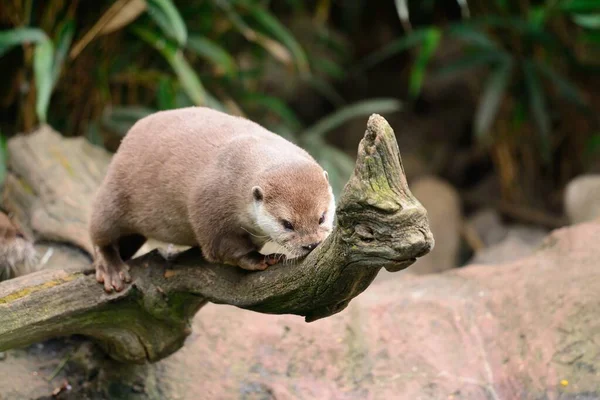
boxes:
[356,28,429,72]
[304,76,346,107]
[156,76,177,110]
[571,14,600,29]
[311,56,346,80]
[34,39,55,124]
[244,4,310,75]
[101,106,156,137]
[447,24,499,49]
[52,20,75,90]
[409,27,441,98]
[70,0,145,59]
[586,133,600,157]
[435,49,505,77]
[394,0,412,32]
[241,93,302,131]
[456,0,471,18]
[474,57,512,140]
[132,25,208,106]
[101,0,147,35]
[187,35,237,78]
[535,61,587,108]
[560,0,600,13]
[216,0,293,66]
[147,0,188,46]
[303,98,403,139]
[0,27,48,58]
[524,60,551,162]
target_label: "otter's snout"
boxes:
[302,241,321,251]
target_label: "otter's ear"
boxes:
[323,171,329,181]
[252,186,264,202]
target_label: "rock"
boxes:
[467,208,507,247]
[468,225,548,265]
[564,174,600,224]
[386,176,461,277]
[155,220,600,399]
[465,209,548,265]
[2,221,600,399]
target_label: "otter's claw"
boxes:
[94,259,130,293]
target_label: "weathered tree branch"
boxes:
[0,114,433,364]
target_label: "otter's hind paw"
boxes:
[95,259,131,293]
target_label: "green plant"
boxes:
[361,0,600,204]
[0,0,406,195]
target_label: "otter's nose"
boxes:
[302,242,321,251]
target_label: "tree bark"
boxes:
[0,114,433,364]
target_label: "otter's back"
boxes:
[99,107,313,243]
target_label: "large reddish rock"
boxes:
[1,221,599,399]
[157,220,600,399]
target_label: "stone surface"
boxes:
[467,208,508,247]
[467,225,547,265]
[564,174,600,224]
[4,221,599,399]
[154,220,600,400]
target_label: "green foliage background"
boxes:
[1,0,599,206]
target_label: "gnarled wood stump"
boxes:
[0,114,433,363]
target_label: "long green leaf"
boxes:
[243,3,310,75]
[560,0,600,13]
[311,56,345,80]
[447,25,498,48]
[0,27,48,58]
[357,28,430,72]
[524,60,551,162]
[582,30,600,44]
[101,106,156,137]
[409,27,441,98]
[304,76,346,107]
[187,35,237,77]
[132,25,221,109]
[34,39,55,124]
[216,0,293,66]
[156,76,177,110]
[147,0,188,46]
[241,93,302,131]
[474,58,512,140]
[586,133,600,156]
[435,49,505,77]
[572,14,600,29]
[52,20,75,90]
[303,98,403,139]
[394,0,410,28]
[535,61,587,108]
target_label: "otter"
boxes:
[89,107,336,292]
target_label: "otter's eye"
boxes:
[281,220,294,231]
[318,212,326,225]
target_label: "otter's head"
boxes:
[251,163,335,259]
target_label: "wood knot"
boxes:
[355,224,375,242]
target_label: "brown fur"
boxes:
[89,107,333,292]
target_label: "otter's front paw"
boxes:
[94,258,131,293]
[236,254,270,271]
